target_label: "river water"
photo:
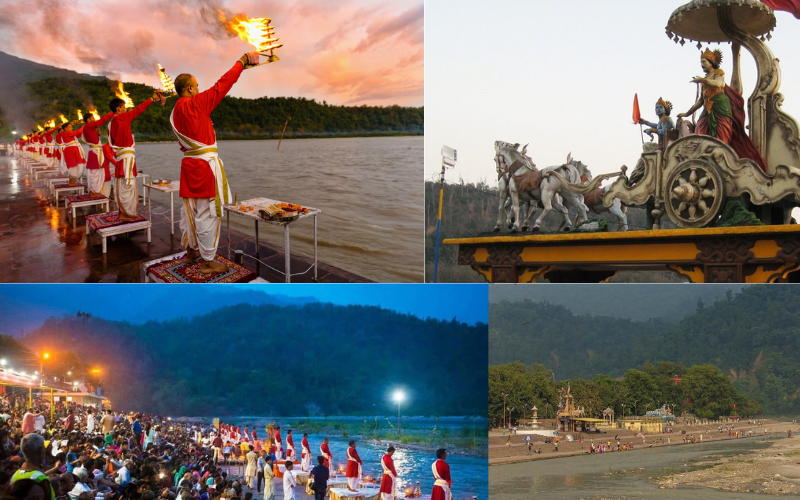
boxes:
[490,436,781,499]
[130,136,423,282]
[216,417,486,500]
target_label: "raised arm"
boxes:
[87,112,115,130]
[196,60,245,115]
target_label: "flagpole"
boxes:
[639,124,644,144]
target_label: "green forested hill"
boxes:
[0,51,423,141]
[18,303,486,417]
[489,285,800,415]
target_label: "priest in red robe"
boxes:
[273,425,283,460]
[301,433,311,472]
[345,441,363,490]
[379,446,397,500]
[42,127,56,169]
[108,90,161,220]
[286,429,295,461]
[170,52,259,273]
[60,120,87,185]
[82,111,114,195]
[101,141,120,198]
[430,449,451,500]
[320,438,333,469]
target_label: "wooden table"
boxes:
[53,184,85,206]
[223,197,322,283]
[86,215,151,254]
[144,180,180,235]
[136,172,151,205]
[66,195,110,228]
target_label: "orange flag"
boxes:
[632,93,641,125]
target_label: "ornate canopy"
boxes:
[666,0,776,43]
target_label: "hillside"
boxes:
[0,51,423,141]
[489,285,800,415]
[489,284,746,322]
[425,181,683,283]
[18,303,488,417]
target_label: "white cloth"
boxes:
[69,164,85,181]
[34,415,45,431]
[347,477,359,490]
[169,108,231,218]
[115,175,138,216]
[283,470,296,500]
[87,414,95,433]
[88,168,104,194]
[301,444,311,472]
[245,451,258,488]
[102,180,112,198]
[69,482,92,500]
[180,197,221,261]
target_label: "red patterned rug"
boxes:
[65,194,107,210]
[146,254,257,283]
[85,211,146,232]
[53,183,84,190]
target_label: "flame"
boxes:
[88,107,101,120]
[48,119,56,128]
[59,114,68,124]
[115,81,134,108]
[37,125,44,132]
[157,63,176,94]
[218,11,282,53]
[77,109,83,120]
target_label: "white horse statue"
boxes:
[494,141,589,232]
[569,161,628,231]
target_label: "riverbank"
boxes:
[656,432,800,495]
[489,419,798,465]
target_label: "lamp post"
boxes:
[40,352,50,380]
[392,390,405,436]
[432,146,457,283]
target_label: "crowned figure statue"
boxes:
[677,47,766,171]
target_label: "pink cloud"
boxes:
[0,0,423,107]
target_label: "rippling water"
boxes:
[129,137,423,282]
[220,417,486,499]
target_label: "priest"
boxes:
[82,111,115,195]
[108,90,161,220]
[170,52,259,273]
[345,440,363,490]
[430,449,451,500]
[379,446,397,500]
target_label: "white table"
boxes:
[142,251,269,283]
[66,196,110,227]
[223,197,322,283]
[47,177,70,195]
[144,180,180,235]
[86,216,151,254]
[307,476,349,495]
[136,172,151,205]
[53,184,85,206]
[329,487,381,500]
[35,169,61,180]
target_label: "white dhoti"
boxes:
[348,477,359,490]
[69,164,85,181]
[101,179,112,197]
[111,144,138,215]
[301,447,310,472]
[88,169,104,193]
[170,109,231,262]
[181,197,221,261]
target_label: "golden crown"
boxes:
[701,47,723,64]
[656,97,673,111]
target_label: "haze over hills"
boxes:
[9,303,487,417]
[490,285,800,415]
[490,283,748,322]
[0,286,318,335]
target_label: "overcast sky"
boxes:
[425,0,800,183]
[0,0,423,107]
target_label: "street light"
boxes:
[392,389,405,436]
[0,359,6,366]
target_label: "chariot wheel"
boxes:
[664,159,724,228]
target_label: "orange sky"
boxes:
[0,0,423,107]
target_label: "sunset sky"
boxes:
[0,0,423,107]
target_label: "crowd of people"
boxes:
[0,395,453,500]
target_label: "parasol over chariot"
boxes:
[498,0,800,231]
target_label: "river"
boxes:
[131,136,423,283]
[490,436,782,499]
[211,416,486,499]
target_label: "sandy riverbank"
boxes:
[655,431,800,496]
[489,419,798,466]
